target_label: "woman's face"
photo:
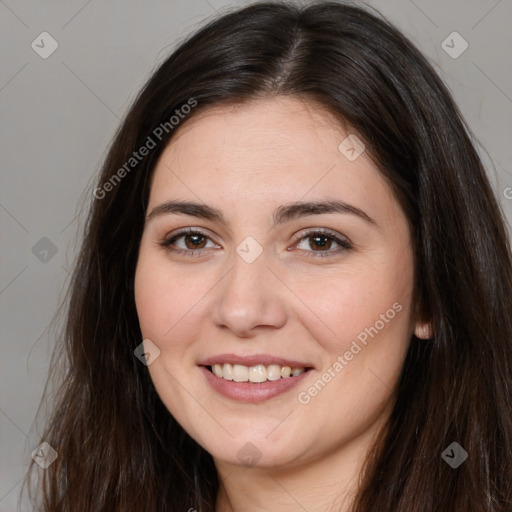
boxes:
[134,96,424,469]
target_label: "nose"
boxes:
[210,247,288,337]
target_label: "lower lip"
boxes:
[199,366,312,403]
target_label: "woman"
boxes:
[24,1,512,511]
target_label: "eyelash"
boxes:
[159,227,352,259]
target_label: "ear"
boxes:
[414,319,432,339]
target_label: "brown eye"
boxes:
[182,233,207,249]
[295,229,352,258]
[307,234,333,251]
[161,228,219,256]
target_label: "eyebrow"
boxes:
[146,199,378,229]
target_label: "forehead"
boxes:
[148,96,396,222]
[157,96,348,171]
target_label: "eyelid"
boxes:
[291,227,351,245]
[167,226,215,240]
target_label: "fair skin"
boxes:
[134,96,431,512]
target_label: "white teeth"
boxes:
[233,364,249,382]
[249,364,267,383]
[209,363,308,382]
[267,364,282,381]
[213,364,223,377]
[223,363,234,381]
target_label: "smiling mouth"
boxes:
[205,363,313,383]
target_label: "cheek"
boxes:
[289,267,413,451]
[134,260,170,340]
[134,245,216,362]
[134,248,208,430]
[292,252,413,360]
[134,246,185,354]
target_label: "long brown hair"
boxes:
[23,2,512,510]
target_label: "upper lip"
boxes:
[198,353,314,369]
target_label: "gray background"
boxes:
[1,0,511,510]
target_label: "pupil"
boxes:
[186,234,206,249]
[311,235,330,250]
